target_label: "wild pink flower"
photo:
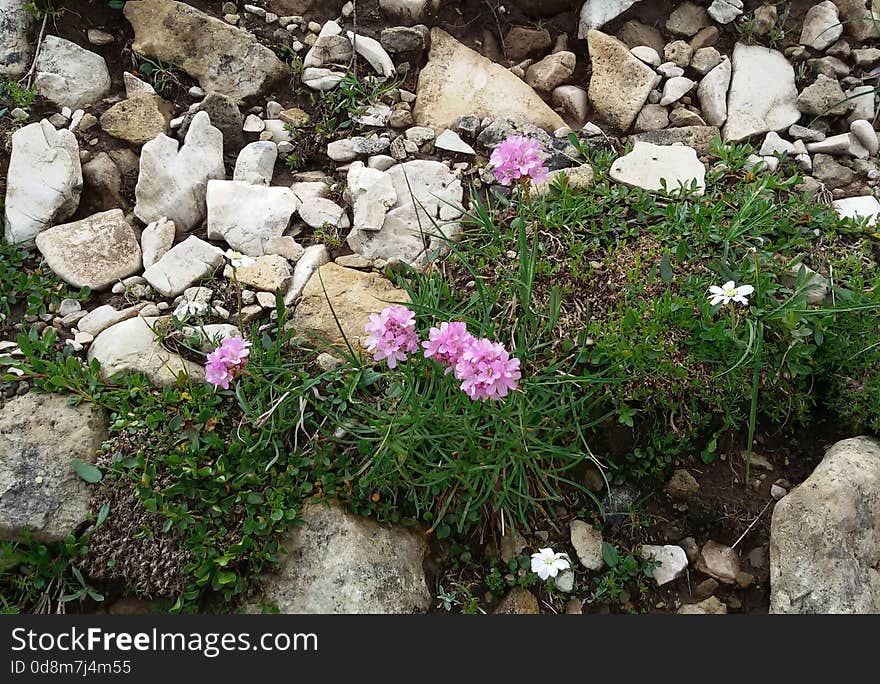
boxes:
[454,337,521,401]
[422,321,472,374]
[364,305,420,369]
[205,336,251,389]
[205,357,234,390]
[213,336,251,367]
[489,135,550,186]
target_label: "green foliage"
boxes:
[311,222,343,249]
[0,531,102,614]
[135,56,181,94]
[3,131,878,613]
[7,319,338,611]
[24,0,60,20]
[1,80,37,109]
[590,542,656,608]
[0,241,90,323]
[437,140,880,483]
[310,72,403,140]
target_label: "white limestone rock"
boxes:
[88,316,205,386]
[35,209,142,290]
[578,0,642,38]
[298,197,350,230]
[134,111,225,233]
[800,1,843,51]
[850,119,879,156]
[832,195,880,226]
[141,217,176,268]
[586,30,660,132]
[233,141,278,185]
[142,235,225,297]
[347,159,464,266]
[413,28,564,132]
[659,76,696,106]
[347,31,395,78]
[284,244,330,305]
[610,141,706,196]
[347,162,398,233]
[708,0,743,24]
[206,180,299,256]
[2,120,82,244]
[723,43,800,142]
[34,35,111,109]
[434,129,476,154]
[697,57,731,127]
[641,545,689,586]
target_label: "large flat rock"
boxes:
[35,209,142,290]
[610,141,706,195]
[0,393,107,542]
[88,316,205,386]
[723,43,800,142]
[770,436,880,613]
[124,0,286,101]
[587,30,660,132]
[413,28,565,132]
[288,262,410,356]
[347,159,463,266]
[3,120,82,244]
[260,500,430,613]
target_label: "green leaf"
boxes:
[72,459,102,484]
[217,570,237,586]
[601,542,619,568]
[660,252,673,282]
[96,502,110,528]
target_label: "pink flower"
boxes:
[422,321,472,373]
[205,336,252,389]
[214,336,251,367]
[364,305,420,369]
[205,358,233,390]
[454,337,521,401]
[489,135,550,186]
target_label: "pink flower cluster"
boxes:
[205,336,252,390]
[365,306,521,402]
[489,135,550,186]
[364,305,420,369]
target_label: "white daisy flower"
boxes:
[708,280,754,307]
[530,547,571,580]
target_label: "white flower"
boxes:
[224,249,256,269]
[708,280,754,307]
[530,547,571,580]
[173,299,208,319]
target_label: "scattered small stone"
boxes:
[708,0,743,24]
[434,129,475,155]
[678,596,727,614]
[666,469,700,499]
[640,545,688,586]
[797,74,853,117]
[697,540,740,584]
[800,1,843,51]
[631,45,661,67]
[569,520,603,570]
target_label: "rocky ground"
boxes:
[0,0,879,615]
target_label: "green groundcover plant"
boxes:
[2,135,879,612]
